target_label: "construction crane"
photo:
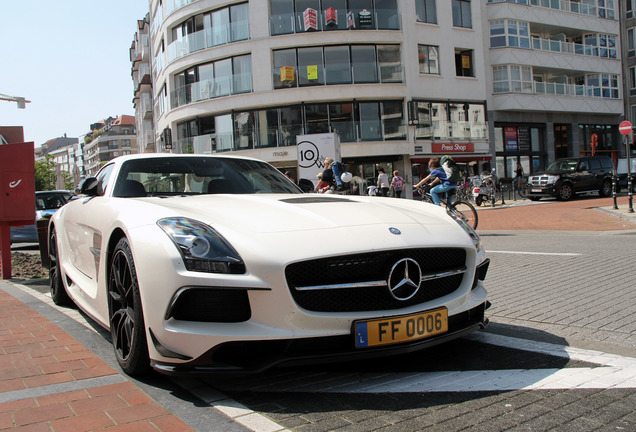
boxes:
[0,93,30,109]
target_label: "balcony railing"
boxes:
[531,37,617,59]
[170,74,252,109]
[270,9,400,35]
[166,21,249,64]
[487,0,615,20]
[494,81,620,99]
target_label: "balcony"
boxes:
[487,0,616,20]
[166,21,249,64]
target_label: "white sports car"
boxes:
[47,154,490,376]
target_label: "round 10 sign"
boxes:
[619,120,632,135]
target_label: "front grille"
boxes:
[529,176,550,186]
[285,248,467,312]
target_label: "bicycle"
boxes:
[414,185,478,230]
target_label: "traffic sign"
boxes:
[619,120,632,135]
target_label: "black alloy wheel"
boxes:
[599,179,612,197]
[557,183,574,201]
[108,237,150,375]
[49,228,71,306]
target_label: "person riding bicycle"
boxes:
[414,158,458,206]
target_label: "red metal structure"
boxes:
[0,141,35,279]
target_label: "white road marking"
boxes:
[487,250,582,256]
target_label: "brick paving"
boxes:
[0,288,195,431]
[475,195,636,231]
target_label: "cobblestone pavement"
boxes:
[1,195,636,431]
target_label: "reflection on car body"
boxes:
[47,154,490,376]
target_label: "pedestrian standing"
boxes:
[390,170,405,198]
[377,167,390,197]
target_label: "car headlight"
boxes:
[446,209,483,254]
[158,218,245,274]
[545,175,560,184]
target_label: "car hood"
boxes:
[139,194,450,234]
[531,169,569,176]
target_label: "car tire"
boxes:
[599,179,612,197]
[556,183,574,201]
[108,237,150,376]
[49,228,71,306]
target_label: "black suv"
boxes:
[525,156,614,201]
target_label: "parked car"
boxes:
[10,190,73,244]
[45,154,490,376]
[524,156,614,201]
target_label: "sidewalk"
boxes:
[475,195,636,231]
[0,282,198,431]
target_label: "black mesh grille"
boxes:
[285,248,467,312]
[170,288,251,322]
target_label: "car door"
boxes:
[574,159,594,192]
[62,164,114,286]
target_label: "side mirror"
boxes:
[79,177,99,196]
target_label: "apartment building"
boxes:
[136,0,625,193]
[131,14,156,153]
[485,0,623,177]
[141,0,490,195]
[83,115,138,176]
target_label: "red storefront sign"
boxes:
[431,142,475,153]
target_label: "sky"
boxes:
[1,0,150,148]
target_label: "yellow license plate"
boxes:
[354,308,448,348]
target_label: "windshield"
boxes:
[546,159,578,172]
[113,157,303,197]
[35,192,72,211]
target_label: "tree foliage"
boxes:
[34,155,74,191]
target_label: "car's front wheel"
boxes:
[556,183,574,201]
[108,237,150,376]
[49,228,71,306]
[599,179,612,197]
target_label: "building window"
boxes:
[176,100,405,151]
[489,20,530,49]
[578,33,617,58]
[171,55,252,108]
[273,44,401,89]
[416,0,437,24]
[455,49,474,77]
[492,65,533,93]
[167,3,249,62]
[270,0,399,35]
[414,100,487,141]
[418,45,440,74]
[452,0,472,28]
[628,28,636,57]
[586,74,619,98]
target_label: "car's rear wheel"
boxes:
[49,228,71,306]
[556,183,574,201]
[599,179,612,197]
[108,237,150,376]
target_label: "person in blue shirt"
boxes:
[414,158,458,205]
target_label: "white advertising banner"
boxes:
[296,133,341,185]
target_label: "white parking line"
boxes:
[487,250,582,256]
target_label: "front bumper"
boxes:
[150,301,491,375]
[525,184,556,198]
